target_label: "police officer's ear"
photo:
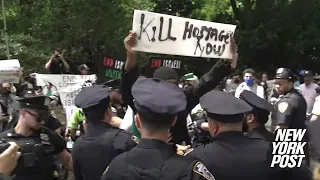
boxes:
[170,116,177,127]
[134,114,142,131]
[207,119,219,135]
[246,113,255,124]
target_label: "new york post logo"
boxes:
[270,129,307,168]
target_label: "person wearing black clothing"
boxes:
[240,90,274,142]
[5,111,63,133]
[110,87,125,119]
[101,77,213,180]
[4,89,63,133]
[178,90,283,180]
[45,50,70,74]
[121,31,237,149]
[273,68,310,167]
[0,96,73,180]
[273,68,307,130]
[77,64,90,75]
[72,84,137,180]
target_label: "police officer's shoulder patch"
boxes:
[278,102,288,113]
[193,162,215,180]
[184,148,194,156]
[50,111,57,118]
[131,135,140,144]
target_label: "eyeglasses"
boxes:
[24,109,49,122]
[24,109,39,118]
[275,81,289,86]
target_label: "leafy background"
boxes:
[1,0,320,78]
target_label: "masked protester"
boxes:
[234,68,265,99]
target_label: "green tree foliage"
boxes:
[0,0,319,76]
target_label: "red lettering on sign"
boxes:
[151,59,162,68]
[103,57,115,67]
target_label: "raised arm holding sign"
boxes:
[121,12,238,148]
[132,10,237,59]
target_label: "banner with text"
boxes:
[0,59,21,83]
[149,57,185,76]
[132,10,236,59]
[35,74,96,108]
[101,57,124,80]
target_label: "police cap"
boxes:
[240,90,273,112]
[274,68,295,80]
[17,96,50,110]
[200,90,252,122]
[132,77,186,116]
[75,84,111,109]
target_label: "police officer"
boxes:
[121,32,237,149]
[4,89,63,134]
[0,96,73,180]
[272,68,311,166]
[273,68,307,130]
[240,90,274,142]
[101,77,214,180]
[178,90,282,180]
[72,84,137,180]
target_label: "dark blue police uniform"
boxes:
[240,90,274,142]
[5,87,63,132]
[185,90,283,180]
[71,85,137,180]
[0,96,65,180]
[121,60,232,149]
[273,68,307,129]
[101,77,214,180]
[273,68,311,168]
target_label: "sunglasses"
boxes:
[24,109,49,122]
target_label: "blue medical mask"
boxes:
[245,77,254,86]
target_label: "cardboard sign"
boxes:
[0,59,21,83]
[132,10,236,59]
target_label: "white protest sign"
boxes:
[35,74,96,108]
[0,59,21,83]
[132,10,236,59]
